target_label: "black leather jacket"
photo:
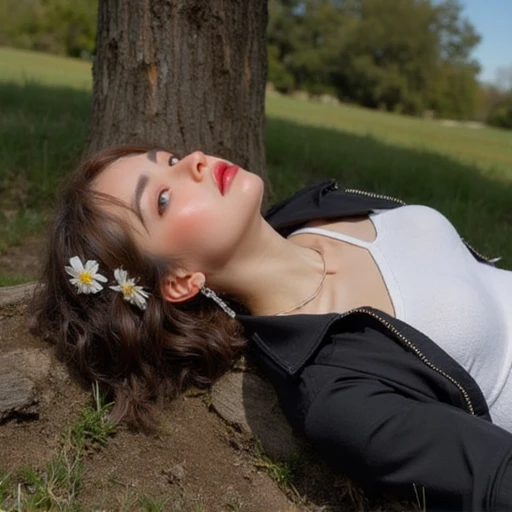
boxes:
[239,181,512,511]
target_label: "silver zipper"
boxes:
[345,189,497,263]
[460,237,498,264]
[344,188,406,206]
[338,307,475,415]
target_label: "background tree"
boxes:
[268,0,482,119]
[484,68,512,130]
[87,0,268,177]
[2,0,499,124]
[0,0,97,57]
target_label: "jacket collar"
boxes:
[265,180,401,237]
[239,312,342,376]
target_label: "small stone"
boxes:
[163,463,186,484]
[0,348,53,422]
[211,371,306,461]
[0,283,37,308]
[0,369,38,421]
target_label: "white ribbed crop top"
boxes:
[289,205,512,432]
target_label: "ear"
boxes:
[161,268,206,304]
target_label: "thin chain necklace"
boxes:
[275,247,327,316]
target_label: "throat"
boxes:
[274,247,327,316]
[244,245,328,317]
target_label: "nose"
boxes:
[186,151,207,181]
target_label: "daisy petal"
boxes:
[91,282,104,293]
[85,259,99,274]
[65,265,77,278]
[69,256,84,271]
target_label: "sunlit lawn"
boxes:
[0,47,92,89]
[266,92,512,180]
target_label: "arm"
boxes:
[304,376,512,511]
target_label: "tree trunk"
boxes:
[88,0,268,178]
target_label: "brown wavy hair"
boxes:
[30,145,245,431]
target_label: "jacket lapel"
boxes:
[265,180,401,237]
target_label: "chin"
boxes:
[237,169,264,201]
[231,171,264,230]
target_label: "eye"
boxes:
[169,155,180,166]
[157,189,170,215]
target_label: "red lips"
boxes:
[213,161,239,195]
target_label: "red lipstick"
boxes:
[214,161,239,195]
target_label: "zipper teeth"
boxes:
[460,237,494,264]
[344,188,407,206]
[344,188,495,264]
[343,308,475,415]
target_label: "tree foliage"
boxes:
[484,67,512,129]
[0,0,97,58]
[0,0,494,123]
[484,83,512,130]
[268,0,482,119]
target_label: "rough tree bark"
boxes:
[88,0,268,178]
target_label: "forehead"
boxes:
[91,154,153,239]
[92,153,153,200]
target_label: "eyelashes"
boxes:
[158,152,181,214]
[169,154,181,166]
[157,189,170,215]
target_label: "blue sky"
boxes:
[460,0,512,84]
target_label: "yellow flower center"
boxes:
[79,271,94,285]
[122,283,134,297]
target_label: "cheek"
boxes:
[167,200,220,249]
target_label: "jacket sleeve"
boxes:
[303,375,512,511]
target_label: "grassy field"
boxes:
[267,93,512,180]
[0,47,92,89]
[0,46,511,275]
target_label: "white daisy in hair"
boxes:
[110,268,150,311]
[65,256,108,294]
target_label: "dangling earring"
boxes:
[200,286,236,318]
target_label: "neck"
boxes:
[209,219,327,316]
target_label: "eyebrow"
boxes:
[146,149,160,162]
[133,173,149,227]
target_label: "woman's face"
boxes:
[92,150,264,272]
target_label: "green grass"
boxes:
[0,210,49,254]
[0,383,116,511]
[0,45,511,270]
[0,47,92,90]
[0,382,182,511]
[0,48,91,265]
[137,494,172,512]
[267,92,512,179]
[0,275,35,286]
[252,439,305,489]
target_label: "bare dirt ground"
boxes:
[0,302,295,511]
[0,237,412,512]
[0,235,46,280]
